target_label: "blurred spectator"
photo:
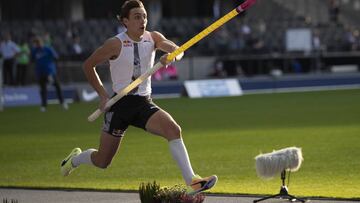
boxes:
[312,29,323,51]
[65,25,80,40]
[241,22,253,51]
[16,39,31,86]
[291,59,303,73]
[66,26,74,39]
[343,27,359,51]
[153,69,162,81]
[212,27,230,55]
[230,21,246,52]
[153,64,178,81]
[0,32,20,86]
[164,64,178,80]
[69,35,84,60]
[258,20,267,34]
[351,29,360,51]
[241,23,252,36]
[250,36,268,54]
[213,0,221,19]
[31,36,68,112]
[232,35,246,52]
[72,36,83,55]
[208,60,225,77]
[329,0,340,23]
[43,32,53,47]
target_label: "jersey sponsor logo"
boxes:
[123,40,133,47]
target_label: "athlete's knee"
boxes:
[173,124,182,138]
[165,123,182,140]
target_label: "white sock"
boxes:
[169,139,196,185]
[72,149,97,167]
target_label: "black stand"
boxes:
[254,170,306,203]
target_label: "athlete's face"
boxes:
[124,7,147,37]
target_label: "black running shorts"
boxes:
[102,95,160,137]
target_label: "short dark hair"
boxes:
[118,0,144,23]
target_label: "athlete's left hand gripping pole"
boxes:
[88,0,257,122]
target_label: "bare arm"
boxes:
[83,37,121,110]
[151,31,184,64]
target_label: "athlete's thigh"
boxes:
[145,109,181,139]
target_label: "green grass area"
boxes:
[0,89,359,198]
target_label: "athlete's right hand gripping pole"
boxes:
[87,0,257,122]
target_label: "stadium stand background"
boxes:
[0,0,359,83]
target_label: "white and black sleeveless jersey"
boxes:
[109,31,156,96]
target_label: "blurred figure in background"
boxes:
[31,36,68,112]
[16,39,31,86]
[350,29,360,51]
[43,32,53,47]
[257,20,267,34]
[343,27,360,51]
[153,64,178,81]
[69,35,84,60]
[213,0,221,19]
[329,0,340,23]
[241,21,253,52]
[0,32,20,86]
[250,36,267,54]
[312,29,322,51]
[208,59,225,77]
